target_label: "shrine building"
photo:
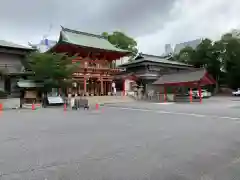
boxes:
[49,27,130,96]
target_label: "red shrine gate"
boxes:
[48,26,130,96]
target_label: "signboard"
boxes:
[47,96,64,104]
[24,91,37,99]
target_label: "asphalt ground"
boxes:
[0,99,240,179]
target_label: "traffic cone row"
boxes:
[0,102,47,112]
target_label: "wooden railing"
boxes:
[72,60,120,72]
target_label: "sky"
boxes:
[0,0,240,55]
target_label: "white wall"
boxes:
[0,53,23,66]
[116,56,129,66]
[0,53,24,73]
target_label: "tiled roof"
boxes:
[153,69,206,85]
[59,27,129,53]
[17,80,44,88]
[118,53,192,67]
[0,40,32,50]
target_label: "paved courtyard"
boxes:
[1,98,240,179]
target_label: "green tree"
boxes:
[102,31,138,56]
[196,39,222,80]
[28,52,77,91]
[173,46,196,64]
[173,31,240,90]
[175,39,223,92]
[219,36,240,89]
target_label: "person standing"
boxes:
[67,93,71,107]
[75,93,79,110]
[111,81,116,96]
[20,90,24,108]
[70,94,75,110]
[42,92,47,108]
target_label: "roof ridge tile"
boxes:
[61,26,104,39]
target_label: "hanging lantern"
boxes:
[72,82,77,87]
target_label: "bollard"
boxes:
[0,103,3,111]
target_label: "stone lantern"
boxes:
[138,84,144,99]
[72,82,77,88]
[132,82,138,98]
[132,82,138,92]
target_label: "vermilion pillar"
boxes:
[160,87,162,102]
[198,86,202,103]
[100,78,103,95]
[123,79,126,96]
[173,87,176,102]
[189,88,193,103]
[104,81,106,95]
[109,82,112,94]
[84,77,87,94]
[164,86,167,102]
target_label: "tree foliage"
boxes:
[28,52,77,91]
[222,38,240,89]
[174,31,240,90]
[102,31,138,55]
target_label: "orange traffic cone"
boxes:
[95,103,99,110]
[0,103,3,111]
[32,103,35,110]
[189,88,193,103]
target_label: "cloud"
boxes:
[137,0,240,55]
[0,0,240,56]
[0,0,176,45]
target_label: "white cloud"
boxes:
[137,0,240,55]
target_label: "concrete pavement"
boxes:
[1,100,240,179]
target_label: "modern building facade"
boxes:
[164,39,202,55]
[173,39,202,54]
[164,44,173,56]
[29,39,57,53]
